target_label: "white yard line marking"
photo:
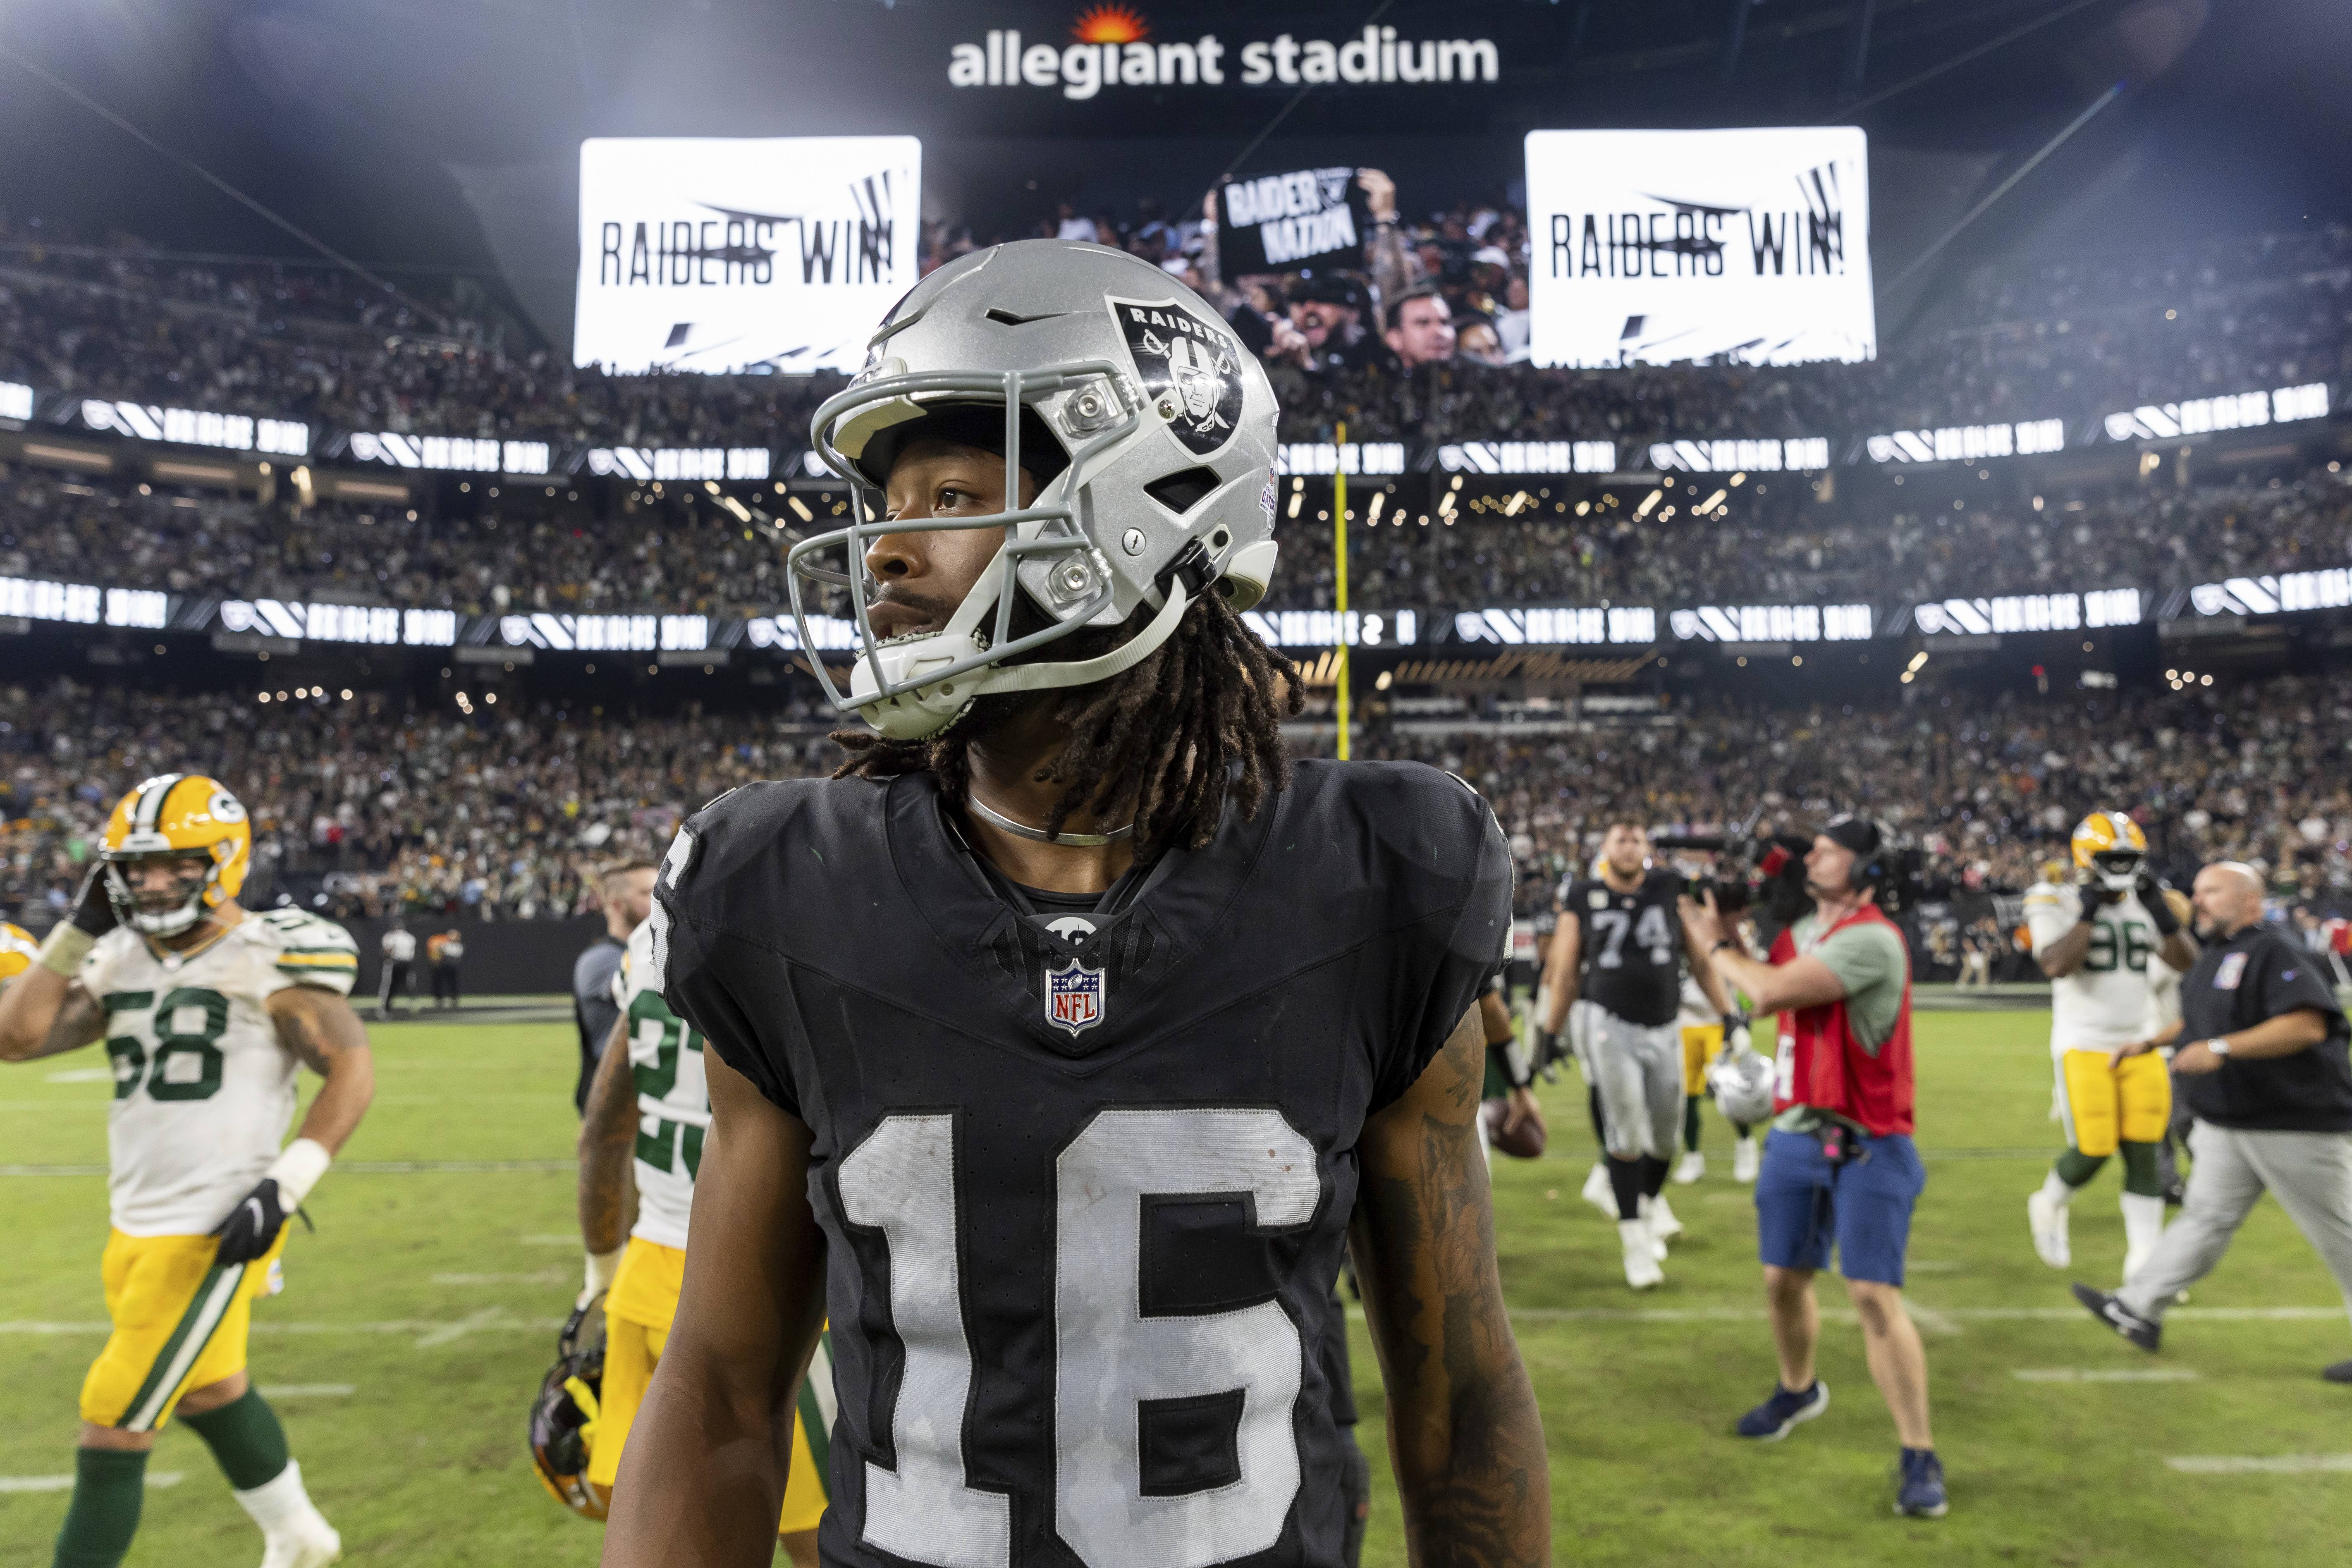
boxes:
[414,1307,516,1349]
[2014,1368,2202,1382]
[261,1384,357,1398]
[2168,1454,2352,1474]
[0,1472,182,1493]
[1904,1302,1962,1337]
[0,1159,575,1177]
[431,1272,568,1286]
[43,1068,112,1084]
[1906,1260,1965,1272]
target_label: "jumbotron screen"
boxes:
[1524,126,1876,368]
[572,136,923,375]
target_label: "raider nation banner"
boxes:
[573,136,922,375]
[1523,127,1875,369]
[1214,167,1372,275]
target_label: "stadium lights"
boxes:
[2104,382,2328,442]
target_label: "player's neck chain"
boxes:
[965,789,1135,846]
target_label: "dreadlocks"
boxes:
[831,587,1305,860]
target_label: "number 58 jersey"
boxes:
[655,761,1509,1568]
[77,909,359,1236]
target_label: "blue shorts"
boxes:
[1754,1127,1926,1286]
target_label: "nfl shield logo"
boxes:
[1045,958,1106,1037]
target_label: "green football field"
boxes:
[4,999,2350,1566]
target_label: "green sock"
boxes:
[2118,1140,2163,1198]
[1682,1097,1702,1153]
[181,1389,289,1492]
[53,1448,146,1568]
[2054,1147,2105,1188]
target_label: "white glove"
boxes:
[579,1246,624,1310]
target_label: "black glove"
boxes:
[64,864,120,939]
[1535,1028,1570,1078]
[211,1178,289,1267]
[2139,872,2181,934]
[2078,877,2123,917]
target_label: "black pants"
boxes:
[1337,1422,1370,1568]
[431,964,461,1006]
[378,960,411,1014]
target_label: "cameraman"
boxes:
[1677,815,1947,1520]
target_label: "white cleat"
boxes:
[1642,1193,1685,1246]
[1581,1161,1616,1218]
[2027,1189,2071,1270]
[1732,1138,1760,1184]
[260,1520,342,1568]
[1673,1151,1706,1185]
[1620,1220,1664,1290]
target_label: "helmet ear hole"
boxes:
[1142,467,1221,515]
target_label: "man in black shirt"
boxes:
[1540,818,1733,1288]
[571,858,655,1114]
[2076,862,2352,1379]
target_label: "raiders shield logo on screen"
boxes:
[1107,296,1245,457]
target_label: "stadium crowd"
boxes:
[8,458,2350,619]
[4,199,2347,461]
[7,671,2351,930]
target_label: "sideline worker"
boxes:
[2077,860,2352,1380]
[572,859,656,1114]
[1678,815,1947,1519]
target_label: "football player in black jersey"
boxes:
[602,242,1547,1568]
[1540,819,1733,1288]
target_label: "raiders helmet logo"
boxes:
[1107,297,1246,457]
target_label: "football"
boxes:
[1483,1097,1547,1159]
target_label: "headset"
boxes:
[1826,814,1889,896]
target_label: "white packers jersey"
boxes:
[1676,973,1720,1029]
[2024,881,2162,1054]
[619,919,708,1252]
[78,908,359,1235]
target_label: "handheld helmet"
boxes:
[2071,810,2147,892]
[98,775,251,938]
[1707,1018,1777,1125]
[794,239,1282,740]
[528,1295,610,1521]
[0,922,36,986]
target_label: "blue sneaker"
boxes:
[1896,1448,1949,1518]
[1735,1380,1829,1440]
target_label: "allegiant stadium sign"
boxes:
[947,14,1500,98]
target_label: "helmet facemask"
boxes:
[2088,849,2144,893]
[104,851,219,938]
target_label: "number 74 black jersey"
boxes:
[1561,870,1687,1027]
[654,760,1509,1568]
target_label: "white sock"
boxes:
[2038,1169,2077,1209]
[232,1458,325,1535]
[2120,1192,2166,1255]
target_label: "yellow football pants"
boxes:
[593,1240,830,1536]
[80,1228,288,1432]
[1681,1025,1723,1097]
[2057,1048,2172,1158]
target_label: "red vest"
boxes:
[1768,902,1915,1136]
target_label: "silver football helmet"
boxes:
[1707,1018,1777,1126]
[792,239,1282,740]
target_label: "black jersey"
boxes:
[1563,870,1685,1027]
[655,760,1508,1568]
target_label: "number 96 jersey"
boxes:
[655,761,1509,1568]
[77,909,359,1236]
[2023,880,2162,1053]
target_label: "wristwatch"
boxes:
[2206,1037,2232,1058]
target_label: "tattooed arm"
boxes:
[580,1015,638,1254]
[1351,1005,1551,1567]
[266,984,376,1154]
[0,970,107,1062]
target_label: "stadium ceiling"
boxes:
[0,0,2343,348]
